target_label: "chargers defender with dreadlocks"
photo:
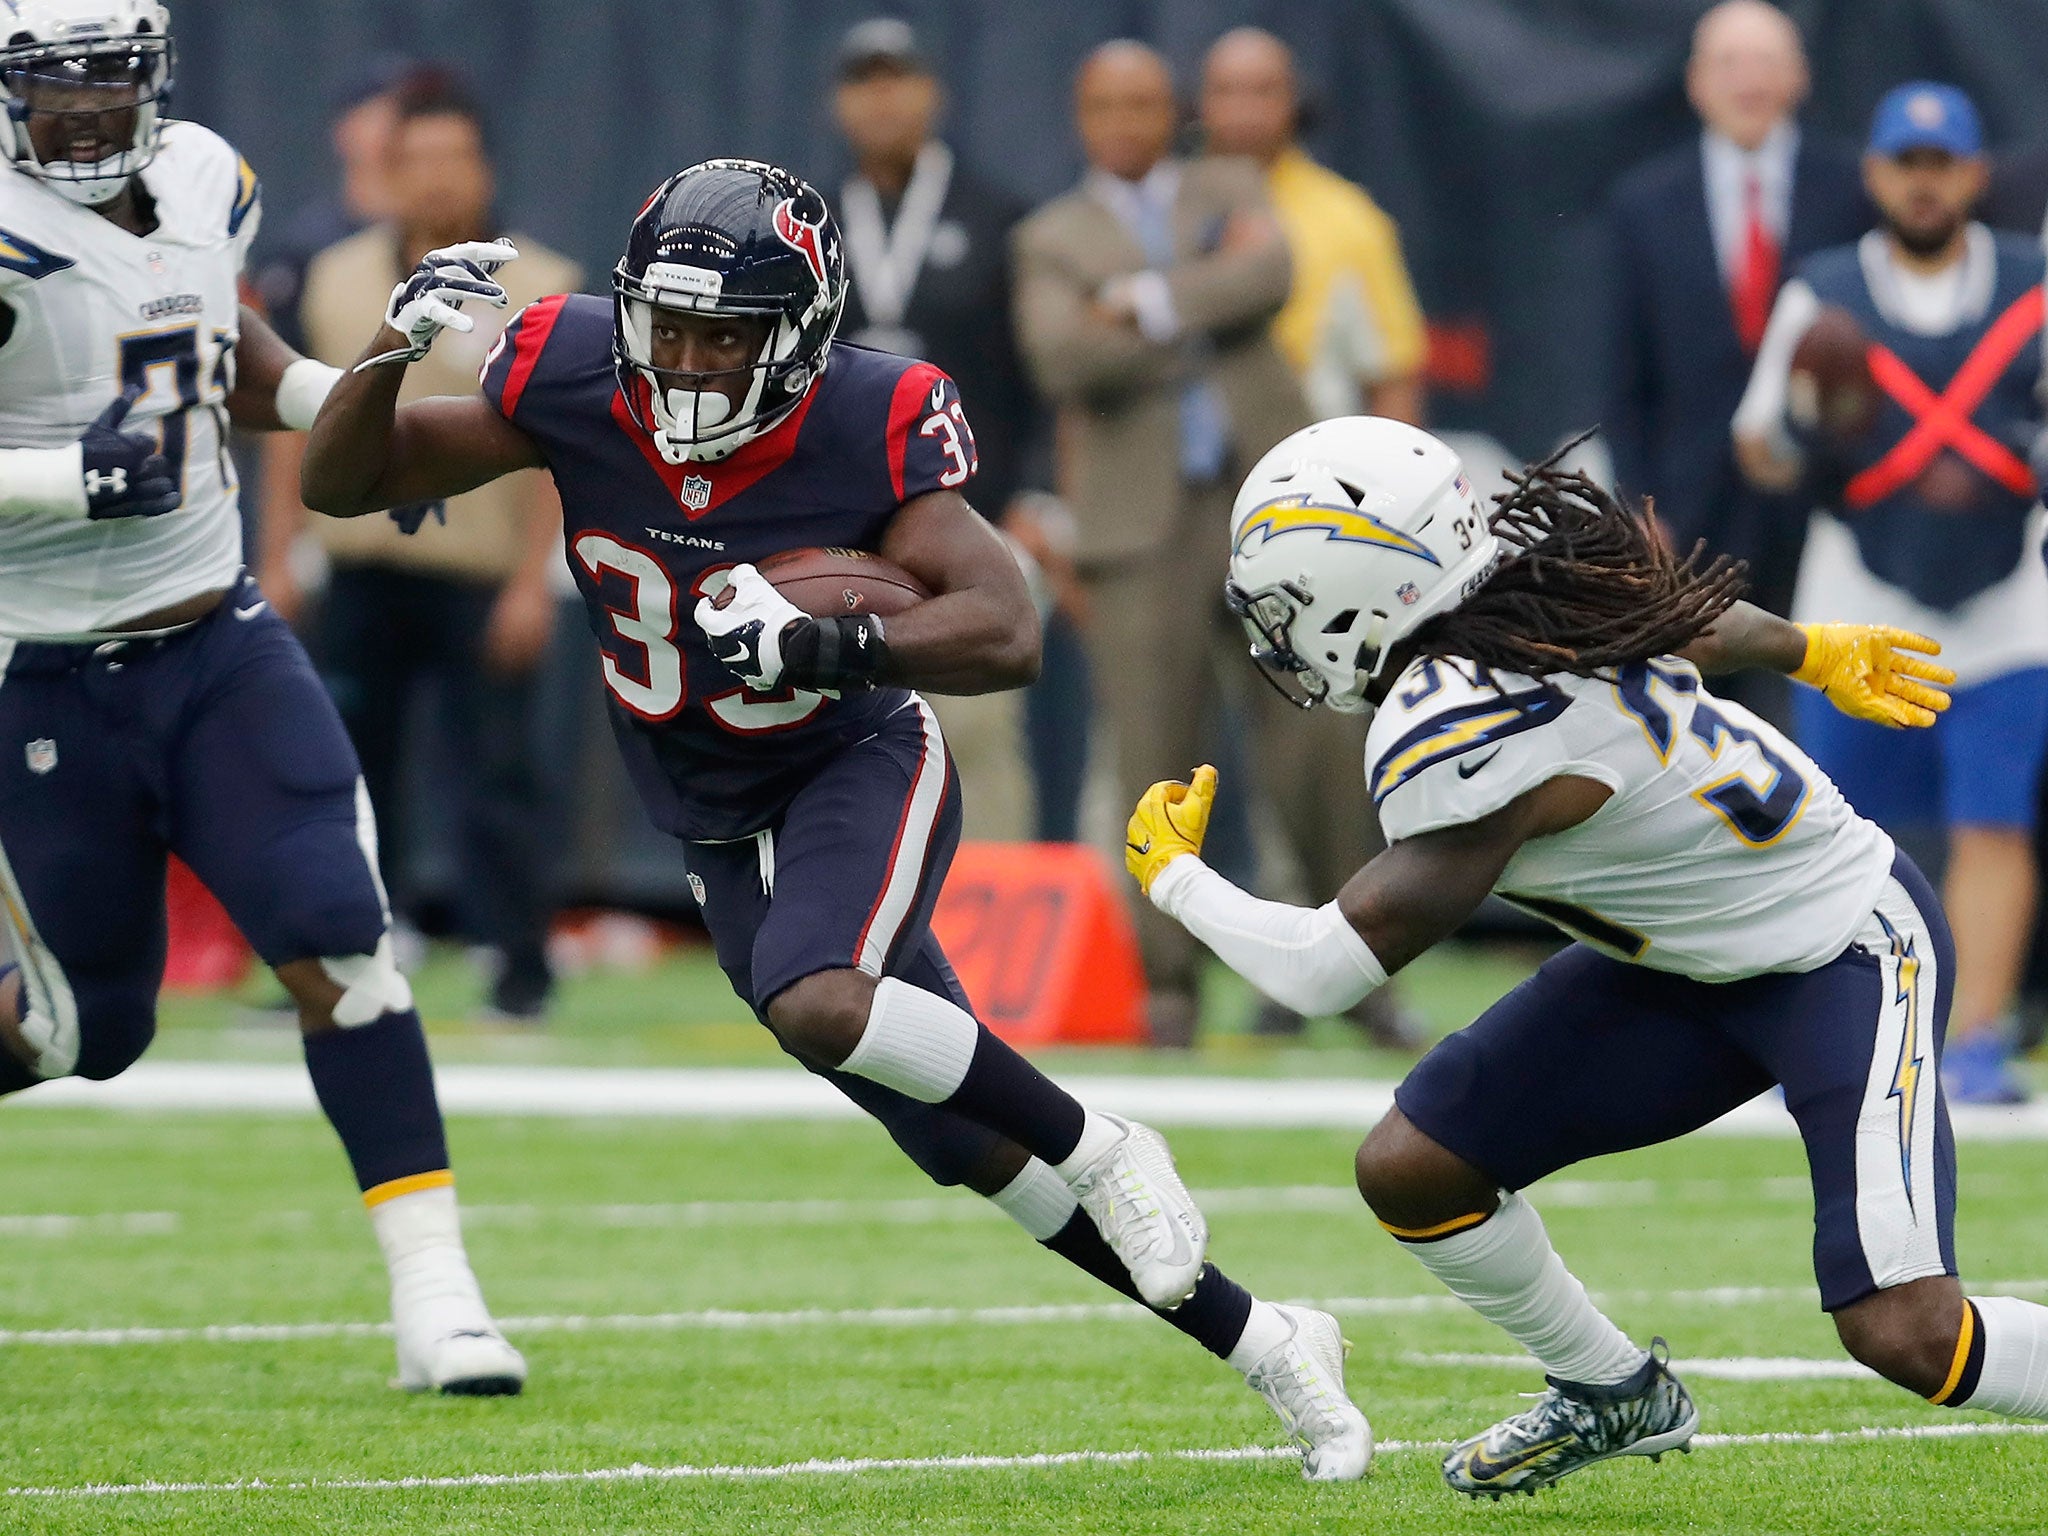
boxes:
[1125,416,2048,1499]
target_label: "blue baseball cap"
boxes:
[1868,82,1984,158]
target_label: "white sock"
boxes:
[838,977,980,1104]
[368,1184,484,1313]
[1395,1191,1648,1387]
[1052,1112,1124,1182]
[1227,1298,1293,1373]
[988,1158,1078,1241]
[1956,1296,2048,1416]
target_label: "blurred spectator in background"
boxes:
[263,75,582,1022]
[830,17,1040,840]
[1195,25,1426,1049]
[1200,26,1426,425]
[1607,0,1868,723]
[1734,83,2048,1103]
[250,55,413,351]
[1013,41,1306,1046]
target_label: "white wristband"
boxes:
[275,358,343,432]
[1150,856,1387,1017]
[0,443,87,519]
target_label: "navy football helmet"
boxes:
[614,158,848,465]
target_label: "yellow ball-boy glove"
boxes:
[1126,764,1218,896]
[1793,623,1955,729]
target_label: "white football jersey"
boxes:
[1365,654,1895,982]
[0,122,260,637]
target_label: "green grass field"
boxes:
[7,941,2047,1533]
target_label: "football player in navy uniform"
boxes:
[0,1,521,1394]
[300,158,1373,1477]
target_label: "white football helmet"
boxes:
[1226,417,1505,713]
[0,1,174,207]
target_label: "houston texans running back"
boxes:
[1128,415,2048,1498]
[299,157,1372,1477]
[0,0,520,1394]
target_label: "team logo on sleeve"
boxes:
[25,739,57,776]
[772,199,830,286]
[1233,496,1442,565]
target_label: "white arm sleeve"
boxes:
[1732,277,1822,462]
[0,445,87,519]
[1149,856,1386,1017]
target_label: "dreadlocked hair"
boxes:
[1408,438,1748,679]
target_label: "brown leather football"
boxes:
[1788,305,1882,443]
[751,547,931,619]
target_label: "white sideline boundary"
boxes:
[11,1422,2048,1500]
[11,1280,2048,1348]
[20,1061,2048,1137]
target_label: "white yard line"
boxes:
[11,1422,2048,1500]
[1411,1352,1880,1381]
[11,1280,2048,1349]
[0,1175,1814,1242]
[20,1061,2048,1138]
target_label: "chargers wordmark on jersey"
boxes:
[1233,495,1442,565]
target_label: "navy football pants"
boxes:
[686,696,1004,1187]
[0,577,389,1081]
[1397,853,1957,1311]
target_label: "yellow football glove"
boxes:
[1126,764,1218,895]
[1793,623,1955,729]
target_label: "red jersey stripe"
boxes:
[499,294,571,421]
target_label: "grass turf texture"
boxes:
[3,1111,2046,1533]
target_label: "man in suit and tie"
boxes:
[1014,41,1310,1045]
[1607,0,1870,719]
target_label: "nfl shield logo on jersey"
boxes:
[25,739,57,776]
[687,873,707,906]
[681,475,713,511]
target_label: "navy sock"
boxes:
[942,1027,1089,1165]
[302,1010,451,1195]
[1043,1210,1255,1361]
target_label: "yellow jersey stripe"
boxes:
[362,1169,456,1209]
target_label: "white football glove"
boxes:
[695,564,807,691]
[356,239,520,373]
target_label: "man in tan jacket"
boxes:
[262,77,579,1021]
[1013,41,1314,1044]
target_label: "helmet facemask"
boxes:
[1225,576,1383,715]
[0,32,173,206]
[615,286,822,466]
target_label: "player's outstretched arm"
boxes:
[1130,767,1609,1017]
[1679,603,1954,728]
[301,354,542,519]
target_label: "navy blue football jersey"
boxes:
[480,294,980,840]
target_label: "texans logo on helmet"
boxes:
[773,199,830,287]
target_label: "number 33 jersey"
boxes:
[0,123,259,637]
[481,293,980,842]
[1365,654,1895,981]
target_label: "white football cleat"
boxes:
[393,1288,526,1397]
[1243,1305,1373,1482]
[1067,1115,1207,1309]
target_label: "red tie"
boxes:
[1732,172,1781,356]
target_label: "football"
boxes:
[748,546,931,619]
[1787,304,1882,443]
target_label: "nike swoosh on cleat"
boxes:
[1456,749,1502,779]
[1459,1435,1574,1485]
[233,602,268,621]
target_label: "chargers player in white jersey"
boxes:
[0,1,522,1394]
[1125,415,2048,1498]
